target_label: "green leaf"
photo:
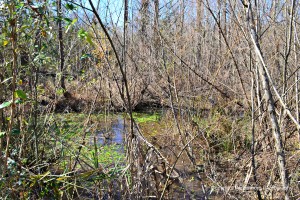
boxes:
[11,129,20,135]
[16,3,24,9]
[71,18,78,25]
[80,53,92,60]
[56,88,65,95]
[65,18,77,33]
[15,99,23,104]
[86,34,94,46]
[15,90,27,99]
[19,25,29,32]
[63,18,72,25]
[0,101,12,109]
[65,3,76,10]
[45,17,50,27]
[0,132,5,138]
[77,29,93,46]
[78,29,87,39]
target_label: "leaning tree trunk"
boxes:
[247,2,290,199]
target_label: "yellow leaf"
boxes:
[3,40,8,46]
[56,176,68,181]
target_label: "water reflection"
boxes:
[96,116,125,145]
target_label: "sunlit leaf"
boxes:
[15,90,27,99]
[3,40,9,46]
[80,53,92,60]
[56,88,65,95]
[71,18,77,25]
[56,176,70,181]
[16,3,24,9]
[38,171,51,180]
[65,18,77,33]
[78,28,87,39]
[78,29,94,46]
[0,132,5,138]
[0,101,12,109]
[15,99,23,104]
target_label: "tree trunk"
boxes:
[196,0,204,68]
[141,0,149,37]
[4,4,17,176]
[57,0,66,91]
[154,0,159,58]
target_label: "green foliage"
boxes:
[0,100,12,109]
[78,28,94,45]
[65,3,76,11]
[64,17,77,33]
[192,107,252,153]
[132,112,161,123]
[222,138,234,152]
[11,128,20,135]
[56,88,65,95]
[97,145,124,167]
[80,53,92,60]
[15,89,27,99]
[54,113,125,167]
[0,131,5,138]
[0,32,9,46]
[24,171,62,199]
[0,98,26,110]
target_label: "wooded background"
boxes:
[0,0,300,199]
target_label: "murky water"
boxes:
[96,116,125,145]
[94,110,165,145]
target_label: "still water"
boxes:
[96,116,125,145]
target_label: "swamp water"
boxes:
[96,116,125,145]
[52,110,166,169]
[49,108,238,199]
[92,111,163,146]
